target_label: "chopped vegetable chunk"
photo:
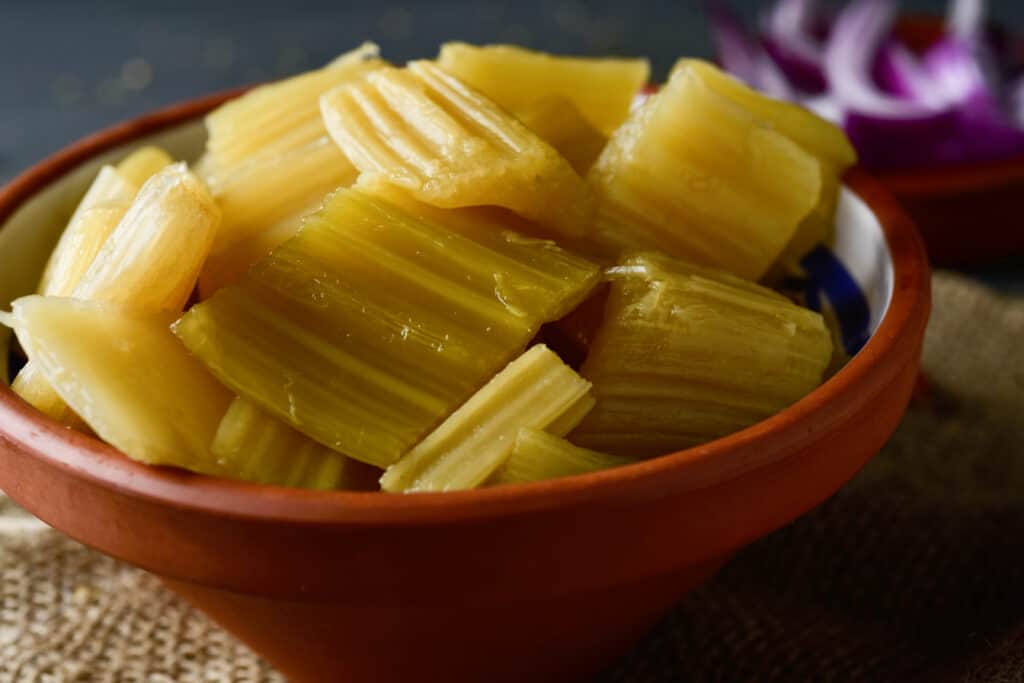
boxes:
[211,397,380,490]
[490,428,634,486]
[571,253,833,456]
[321,60,593,240]
[588,62,822,280]
[14,163,219,425]
[515,96,608,174]
[380,345,594,492]
[437,42,650,134]
[174,189,599,468]
[5,297,232,474]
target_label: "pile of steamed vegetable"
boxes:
[706,0,1024,169]
[1,43,857,493]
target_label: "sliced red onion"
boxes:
[704,1,795,99]
[922,37,1001,109]
[761,0,828,92]
[846,91,1024,168]
[704,0,1024,170]
[825,0,936,118]
[875,43,945,106]
[843,109,960,168]
[753,46,797,99]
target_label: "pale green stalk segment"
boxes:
[8,296,231,474]
[379,344,594,493]
[490,428,634,485]
[211,397,379,490]
[573,252,833,457]
[175,188,598,468]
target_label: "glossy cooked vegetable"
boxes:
[174,188,600,468]
[196,44,383,295]
[197,138,357,296]
[588,62,822,280]
[380,344,594,492]
[436,42,650,134]
[39,146,173,295]
[571,253,833,457]
[211,397,379,490]
[200,43,382,186]
[514,96,608,175]
[670,59,857,272]
[320,60,593,240]
[489,428,634,486]
[6,297,232,473]
[14,161,218,425]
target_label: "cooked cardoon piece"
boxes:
[10,363,85,427]
[114,146,174,187]
[202,42,382,184]
[670,60,857,271]
[320,60,593,239]
[39,145,172,294]
[62,167,135,232]
[354,176,580,276]
[515,97,607,175]
[14,164,219,425]
[489,428,633,486]
[39,203,129,298]
[209,138,355,250]
[571,253,833,457]
[174,189,600,468]
[437,43,650,134]
[199,138,357,296]
[211,397,380,490]
[197,46,382,290]
[380,345,594,493]
[588,62,821,280]
[19,149,168,425]
[200,217,310,298]
[73,164,220,309]
[671,60,857,168]
[3,297,231,474]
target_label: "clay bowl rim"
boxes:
[0,89,931,527]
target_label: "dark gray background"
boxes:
[3,0,1024,185]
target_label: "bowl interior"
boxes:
[0,118,895,386]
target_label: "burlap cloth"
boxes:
[1,271,1021,683]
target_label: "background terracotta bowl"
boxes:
[879,17,1024,266]
[0,94,930,683]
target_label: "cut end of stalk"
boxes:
[572,252,833,457]
[211,397,381,490]
[321,61,594,240]
[9,296,233,473]
[116,146,175,187]
[489,427,634,486]
[379,344,593,493]
[587,62,822,280]
[437,42,650,134]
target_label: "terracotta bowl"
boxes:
[0,93,930,683]
[876,17,1024,266]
